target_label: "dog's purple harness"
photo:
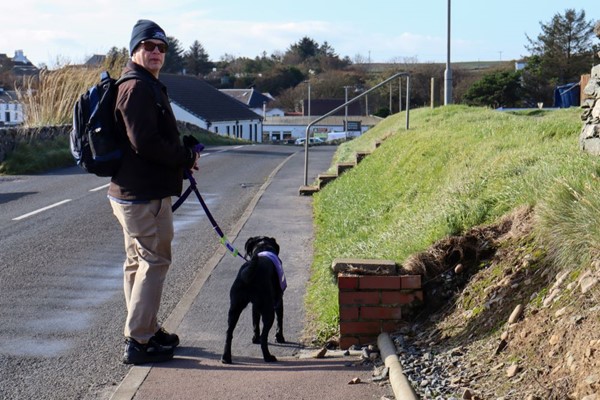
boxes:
[258,251,287,292]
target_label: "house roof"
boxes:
[85,54,106,66]
[0,89,17,103]
[160,74,262,123]
[220,88,272,108]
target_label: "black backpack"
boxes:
[70,70,144,177]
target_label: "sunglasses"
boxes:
[140,41,168,53]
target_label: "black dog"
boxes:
[221,236,286,364]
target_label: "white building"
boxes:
[262,115,382,142]
[160,74,263,142]
[0,89,24,126]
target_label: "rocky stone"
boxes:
[313,347,327,358]
[506,363,521,378]
[585,374,600,386]
[554,307,567,318]
[581,394,599,400]
[455,263,464,274]
[462,388,473,399]
[507,304,523,324]
[580,272,599,294]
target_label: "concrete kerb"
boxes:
[109,153,295,400]
[377,332,419,400]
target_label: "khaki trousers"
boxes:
[110,197,174,344]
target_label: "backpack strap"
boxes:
[116,71,164,107]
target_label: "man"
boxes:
[108,19,199,365]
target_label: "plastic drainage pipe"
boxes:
[377,332,419,400]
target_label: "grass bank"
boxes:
[306,105,597,343]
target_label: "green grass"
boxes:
[307,105,598,343]
[0,124,249,175]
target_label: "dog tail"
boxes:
[240,253,260,284]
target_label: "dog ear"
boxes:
[245,236,260,258]
[268,237,280,255]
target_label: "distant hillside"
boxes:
[363,60,516,73]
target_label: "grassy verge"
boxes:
[0,123,249,175]
[306,105,596,343]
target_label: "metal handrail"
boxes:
[303,72,411,186]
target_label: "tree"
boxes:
[254,65,304,96]
[525,9,596,85]
[462,70,523,108]
[288,37,320,61]
[103,47,129,76]
[184,40,213,76]
[162,36,185,74]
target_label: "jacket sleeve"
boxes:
[116,80,193,168]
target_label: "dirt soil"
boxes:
[398,206,600,399]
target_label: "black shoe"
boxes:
[151,327,180,348]
[122,337,174,365]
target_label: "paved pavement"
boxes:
[110,146,394,400]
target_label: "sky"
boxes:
[2,1,599,68]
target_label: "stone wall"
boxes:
[0,125,71,163]
[580,65,600,155]
[580,24,600,155]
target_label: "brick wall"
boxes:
[338,273,423,349]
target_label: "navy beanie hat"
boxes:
[129,19,168,55]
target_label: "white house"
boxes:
[160,74,264,142]
[0,89,24,126]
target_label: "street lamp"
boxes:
[303,80,311,121]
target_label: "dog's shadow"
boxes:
[157,345,361,374]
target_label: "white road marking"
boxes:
[11,145,247,221]
[12,199,72,221]
[89,183,110,192]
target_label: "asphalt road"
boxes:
[0,144,309,400]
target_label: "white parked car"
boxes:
[294,137,324,146]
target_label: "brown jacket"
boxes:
[108,61,193,201]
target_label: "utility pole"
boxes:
[399,77,402,112]
[343,86,351,133]
[444,0,453,105]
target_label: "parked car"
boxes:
[294,137,325,146]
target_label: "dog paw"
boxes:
[275,334,285,343]
[221,355,232,364]
[264,354,278,363]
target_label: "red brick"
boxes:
[340,321,380,335]
[359,275,402,290]
[361,306,403,320]
[414,290,424,301]
[357,335,379,346]
[400,275,422,289]
[339,306,359,321]
[381,291,417,305]
[382,321,406,333]
[338,274,359,290]
[339,336,360,350]
[338,291,380,306]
